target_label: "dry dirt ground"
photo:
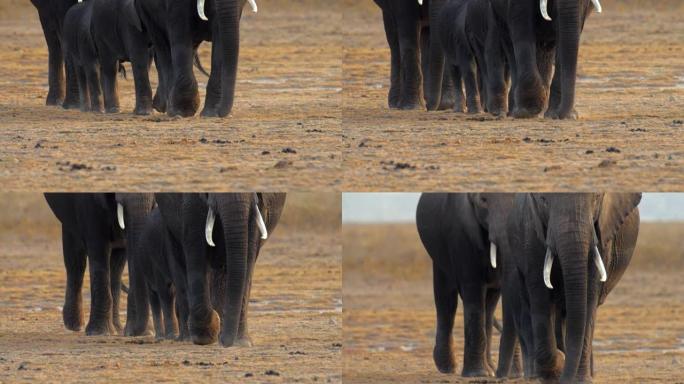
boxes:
[0,193,342,383]
[0,0,341,191]
[343,223,684,383]
[341,0,684,190]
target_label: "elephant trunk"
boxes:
[556,0,581,118]
[425,0,446,110]
[551,216,592,381]
[214,0,241,117]
[217,195,252,346]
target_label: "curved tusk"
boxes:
[418,0,423,5]
[247,0,258,13]
[543,247,554,289]
[591,0,602,13]
[197,0,208,21]
[539,0,552,21]
[205,208,216,247]
[489,242,497,269]
[117,203,125,230]
[592,227,607,282]
[255,202,268,240]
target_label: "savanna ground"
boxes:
[341,0,684,190]
[343,222,684,383]
[0,193,342,382]
[0,0,341,190]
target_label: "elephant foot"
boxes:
[124,321,153,337]
[105,106,120,114]
[467,106,482,115]
[512,106,542,119]
[85,318,117,336]
[539,351,565,383]
[388,96,401,109]
[46,95,64,107]
[62,301,83,332]
[152,96,167,114]
[169,86,200,117]
[398,102,423,111]
[233,334,253,347]
[134,105,153,116]
[546,108,579,120]
[437,96,456,111]
[433,343,456,374]
[190,309,220,345]
[62,97,81,110]
[462,367,494,378]
[200,107,219,118]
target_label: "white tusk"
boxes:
[255,203,268,240]
[543,247,554,289]
[592,227,607,282]
[247,0,258,13]
[489,242,497,269]
[205,208,216,247]
[539,0,552,21]
[418,0,423,4]
[591,0,602,13]
[117,203,125,230]
[197,0,208,21]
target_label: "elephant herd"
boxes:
[374,0,602,119]
[30,0,256,117]
[416,193,641,383]
[44,193,286,347]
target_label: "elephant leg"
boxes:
[517,277,537,377]
[182,197,219,345]
[439,64,456,110]
[449,65,465,113]
[236,257,256,347]
[420,27,429,105]
[508,6,545,118]
[84,62,103,113]
[37,13,65,106]
[61,229,86,332]
[461,285,491,377]
[126,35,153,115]
[527,281,563,381]
[99,57,120,114]
[545,51,564,118]
[555,306,566,353]
[166,235,190,341]
[383,12,402,109]
[76,65,90,112]
[484,288,500,375]
[63,56,81,109]
[159,284,179,340]
[149,290,164,339]
[168,21,199,117]
[396,13,422,109]
[84,241,116,336]
[200,39,223,117]
[460,58,481,114]
[109,248,126,335]
[149,31,172,114]
[432,263,457,374]
[124,249,152,337]
[484,20,507,116]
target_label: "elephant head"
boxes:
[200,192,285,346]
[524,192,641,380]
[467,193,514,269]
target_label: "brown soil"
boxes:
[0,193,342,383]
[0,0,342,191]
[341,0,684,191]
[343,223,684,383]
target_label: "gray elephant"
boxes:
[498,193,640,383]
[30,0,80,108]
[373,0,455,111]
[488,0,602,119]
[154,193,285,346]
[44,193,155,336]
[416,193,521,377]
[132,0,257,117]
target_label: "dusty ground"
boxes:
[0,193,342,383]
[0,0,341,190]
[341,0,684,190]
[343,223,684,383]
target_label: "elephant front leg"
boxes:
[109,248,126,335]
[449,65,466,112]
[484,21,508,116]
[168,25,200,117]
[382,11,402,109]
[432,264,457,374]
[84,62,104,113]
[159,287,179,340]
[99,57,121,114]
[508,7,545,118]
[396,20,423,109]
[461,287,493,377]
[200,40,224,117]
[484,288,500,375]
[63,57,82,109]
[61,230,86,332]
[38,16,65,106]
[84,242,117,336]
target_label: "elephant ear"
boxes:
[525,194,547,244]
[597,193,642,247]
[122,0,142,32]
[459,194,487,252]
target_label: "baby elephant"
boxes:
[437,0,507,115]
[63,0,155,114]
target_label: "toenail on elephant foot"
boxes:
[461,367,494,378]
[190,309,220,345]
[85,319,117,336]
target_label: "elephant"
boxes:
[132,0,258,117]
[373,0,456,111]
[437,0,508,114]
[30,0,80,108]
[497,193,640,383]
[62,0,157,114]
[416,193,521,377]
[134,205,179,339]
[44,193,155,336]
[154,192,286,346]
[488,0,602,119]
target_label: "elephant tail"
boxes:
[118,62,127,80]
[194,50,210,78]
